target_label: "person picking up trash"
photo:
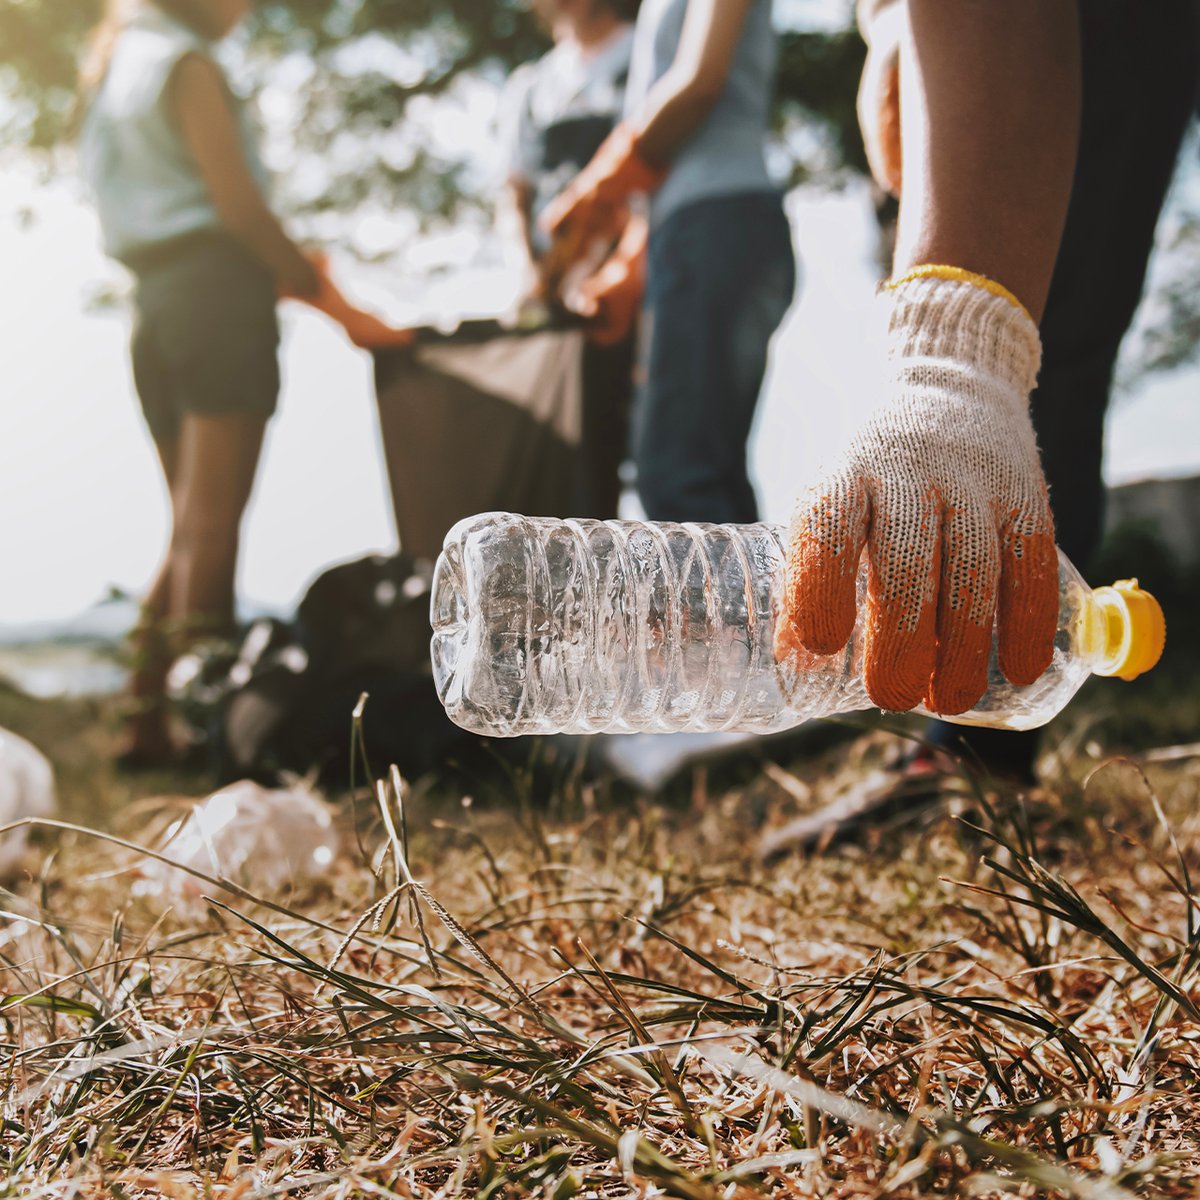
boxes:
[775,2,1083,718]
[777,0,1197,822]
[497,0,641,519]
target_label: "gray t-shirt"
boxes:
[80,9,268,264]
[624,0,778,227]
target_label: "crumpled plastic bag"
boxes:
[0,728,57,879]
[144,779,338,902]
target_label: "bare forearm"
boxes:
[631,0,752,167]
[632,68,723,166]
[499,179,538,270]
[170,55,317,297]
[895,1,1081,320]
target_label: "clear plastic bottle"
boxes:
[430,512,1165,738]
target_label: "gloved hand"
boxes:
[538,123,665,262]
[856,6,903,196]
[291,253,415,350]
[566,243,645,346]
[776,268,1058,715]
[538,218,608,310]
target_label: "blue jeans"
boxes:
[635,191,795,524]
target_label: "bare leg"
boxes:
[168,412,268,632]
[896,1,1081,321]
[119,414,267,763]
[121,436,179,761]
[141,435,181,624]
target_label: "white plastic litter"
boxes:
[600,731,761,793]
[0,728,57,879]
[147,779,338,901]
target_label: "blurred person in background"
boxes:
[541,0,796,525]
[498,0,641,519]
[77,0,401,766]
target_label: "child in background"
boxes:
[79,0,403,766]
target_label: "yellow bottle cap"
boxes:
[1089,578,1166,682]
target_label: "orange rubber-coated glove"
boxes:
[566,232,646,346]
[776,267,1059,716]
[539,123,666,264]
[292,254,414,350]
[574,254,643,345]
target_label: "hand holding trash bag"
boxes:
[570,253,643,345]
[564,215,648,346]
[776,268,1059,716]
[286,253,414,350]
[538,124,665,266]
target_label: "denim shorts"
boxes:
[128,231,280,442]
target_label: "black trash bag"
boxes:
[200,553,466,785]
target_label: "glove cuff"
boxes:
[885,266,1042,396]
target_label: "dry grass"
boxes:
[3,680,1200,1197]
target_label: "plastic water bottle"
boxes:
[430,512,1165,737]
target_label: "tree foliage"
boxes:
[5,1,1193,378]
[0,0,867,215]
[0,0,99,149]
[1124,189,1200,380]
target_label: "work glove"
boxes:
[777,267,1058,715]
[539,123,665,264]
[537,215,609,310]
[566,242,645,346]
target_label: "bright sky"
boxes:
[2,144,1199,627]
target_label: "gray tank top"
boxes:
[80,8,268,264]
[624,0,778,227]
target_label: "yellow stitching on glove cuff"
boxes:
[887,264,1032,324]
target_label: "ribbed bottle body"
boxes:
[431,513,1097,737]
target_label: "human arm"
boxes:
[631,0,755,165]
[563,212,648,345]
[169,53,318,297]
[301,254,415,349]
[540,0,755,242]
[173,56,413,347]
[499,173,566,307]
[494,65,555,301]
[856,0,1079,316]
[779,3,1082,713]
[894,1,1080,322]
